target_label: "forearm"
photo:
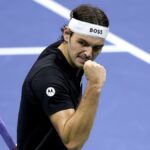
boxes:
[62,83,101,149]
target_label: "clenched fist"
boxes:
[83,60,106,89]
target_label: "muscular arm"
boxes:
[50,60,106,150]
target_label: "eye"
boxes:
[93,45,103,52]
[78,40,87,46]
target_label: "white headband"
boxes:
[68,18,109,39]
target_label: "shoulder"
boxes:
[31,66,65,85]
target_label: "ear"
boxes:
[63,27,71,42]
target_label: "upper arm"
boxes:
[31,67,79,148]
[50,108,75,142]
[31,67,74,116]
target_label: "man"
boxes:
[17,4,109,150]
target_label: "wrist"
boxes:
[86,81,102,93]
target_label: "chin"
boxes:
[72,59,84,69]
[75,62,84,69]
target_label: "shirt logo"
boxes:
[46,87,55,97]
[89,28,103,35]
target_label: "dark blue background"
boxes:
[0,0,150,150]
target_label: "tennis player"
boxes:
[17,4,109,150]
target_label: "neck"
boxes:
[58,42,82,75]
[58,42,68,59]
[58,42,73,67]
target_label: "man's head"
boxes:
[59,4,109,69]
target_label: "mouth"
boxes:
[77,56,89,65]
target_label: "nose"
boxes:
[84,46,93,58]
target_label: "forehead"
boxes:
[72,32,105,45]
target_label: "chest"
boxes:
[64,74,82,109]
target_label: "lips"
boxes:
[77,56,87,64]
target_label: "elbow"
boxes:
[63,137,87,150]
[64,142,83,150]
[61,127,90,149]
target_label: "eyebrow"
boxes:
[78,38,104,47]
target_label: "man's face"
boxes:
[66,32,105,69]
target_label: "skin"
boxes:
[59,27,105,69]
[50,27,106,150]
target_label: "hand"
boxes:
[83,60,106,88]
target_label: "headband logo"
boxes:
[68,18,109,38]
[89,28,103,35]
